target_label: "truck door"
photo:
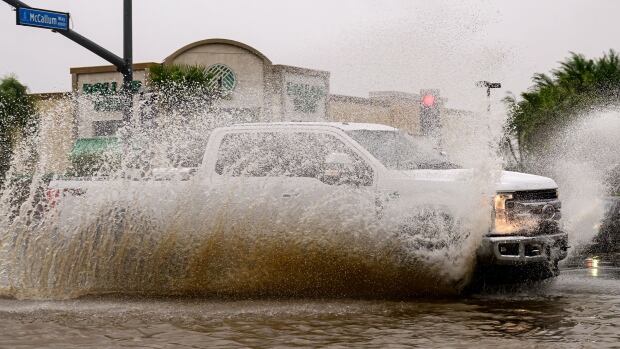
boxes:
[211,130,378,228]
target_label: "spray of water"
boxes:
[526,110,620,248]
[0,91,507,300]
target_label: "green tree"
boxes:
[505,50,620,155]
[147,64,217,111]
[149,64,214,89]
[0,75,36,182]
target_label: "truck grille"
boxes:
[496,189,562,236]
[506,189,560,220]
[511,189,558,201]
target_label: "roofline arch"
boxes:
[163,38,272,65]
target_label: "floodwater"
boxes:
[1,102,618,347]
[0,267,618,348]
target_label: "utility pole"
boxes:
[4,0,134,123]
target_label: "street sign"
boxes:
[16,7,69,31]
[475,81,502,89]
[6,0,133,123]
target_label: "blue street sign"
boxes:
[16,7,69,31]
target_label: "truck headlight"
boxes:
[494,193,513,212]
[493,193,514,233]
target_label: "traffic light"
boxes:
[419,89,441,136]
[421,94,436,108]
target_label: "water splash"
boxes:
[0,93,504,300]
[526,110,620,247]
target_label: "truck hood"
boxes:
[394,169,558,192]
[496,170,557,192]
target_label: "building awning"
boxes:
[70,137,120,157]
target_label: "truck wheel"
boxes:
[398,208,467,251]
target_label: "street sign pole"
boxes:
[475,81,502,113]
[4,0,134,124]
[122,0,133,124]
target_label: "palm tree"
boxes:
[148,64,214,91]
[0,75,35,182]
[144,64,218,117]
[505,50,620,156]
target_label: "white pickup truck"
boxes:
[49,122,568,280]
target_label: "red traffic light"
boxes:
[421,94,435,107]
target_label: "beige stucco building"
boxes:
[69,39,333,138]
[33,38,468,172]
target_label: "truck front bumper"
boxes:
[477,232,569,266]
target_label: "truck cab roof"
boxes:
[231,122,398,132]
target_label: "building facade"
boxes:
[70,39,335,138]
[34,38,468,172]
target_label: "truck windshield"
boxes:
[345,130,460,170]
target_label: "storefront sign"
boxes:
[82,81,142,112]
[286,82,325,113]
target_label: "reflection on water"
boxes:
[0,268,618,348]
[585,257,600,277]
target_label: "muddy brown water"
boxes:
[0,267,618,348]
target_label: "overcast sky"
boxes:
[1,0,619,109]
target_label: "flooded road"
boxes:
[0,267,618,348]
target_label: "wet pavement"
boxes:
[0,267,618,348]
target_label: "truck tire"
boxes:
[397,208,467,251]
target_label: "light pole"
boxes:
[475,80,502,113]
[475,80,521,168]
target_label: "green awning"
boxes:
[70,137,120,157]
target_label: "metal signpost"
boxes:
[4,0,134,123]
[475,80,502,113]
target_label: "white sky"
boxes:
[1,0,619,109]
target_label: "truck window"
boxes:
[215,132,373,186]
[346,130,460,170]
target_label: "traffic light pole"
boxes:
[3,0,133,123]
